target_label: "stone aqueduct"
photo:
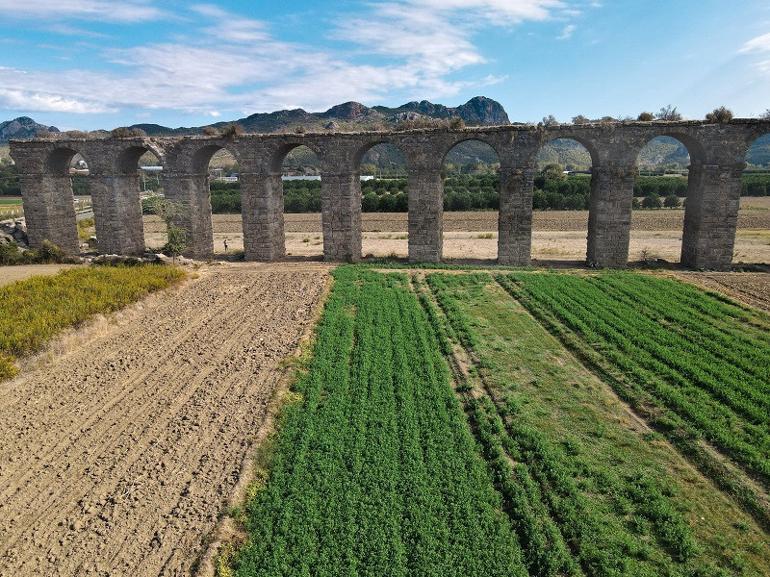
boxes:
[9,119,770,269]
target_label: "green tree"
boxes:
[642,193,663,209]
[664,194,681,208]
[148,197,189,261]
[541,163,565,181]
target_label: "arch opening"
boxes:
[441,139,501,262]
[357,142,408,259]
[279,144,323,259]
[631,136,692,265]
[43,148,92,252]
[198,147,241,257]
[532,138,594,264]
[739,132,770,264]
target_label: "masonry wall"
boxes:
[9,119,769,270]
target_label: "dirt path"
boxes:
[0,262,331,577]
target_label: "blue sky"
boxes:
[0,0,769,130]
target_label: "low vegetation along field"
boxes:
[217,266,770,577]
[0,265,184,379]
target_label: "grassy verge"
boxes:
[424,272,770,576]
[0,264,185,379]
[230,267,527,576]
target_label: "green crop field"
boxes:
[223,267,770,577]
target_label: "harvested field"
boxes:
[670,271,770,312]
[142,197,770,263]
[0,263,330,577]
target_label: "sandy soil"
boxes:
[142,197,770,263]
[0,264,83,287]
[669,272,770,312]
[0,263,331,577]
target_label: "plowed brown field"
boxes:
[0,263,331,577]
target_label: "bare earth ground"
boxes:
[143,197,770,263]
[0,264,83,287]
[668,271,770,312]
[0,262,331,577]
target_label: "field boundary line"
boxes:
[193,270,335,577]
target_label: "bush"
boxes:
[705,106,733,123]
[642,193,663,209]
[637,112,655,121]
[663,194,681,208]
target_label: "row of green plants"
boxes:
[202,172,763,214]
[230,267,528,576]
[498,272,770,526]
[422,273,726,577]
[0,265,184,380]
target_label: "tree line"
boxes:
[199,171,770,214]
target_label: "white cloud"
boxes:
[0,0,164,22]
[740,32,770,53]
[558,24,576,40]
[0,0,578,119]
[0,87,113,113]
[740,32,770,75]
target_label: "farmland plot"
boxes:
[224,267,769,577]
[425,272,770,576]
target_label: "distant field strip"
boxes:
[233,268,527,576]
[497,272,770,524]
[423,272,770,577]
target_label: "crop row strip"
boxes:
[410,273,582,577]
[554,274,770,424]
[495,273,770,531]
[421,273,708,577]
[231,268,527,577]
[591,274,769,388]
[500,273,770,485]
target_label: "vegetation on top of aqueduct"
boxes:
[0,265,184,380]
[232,267,527,576]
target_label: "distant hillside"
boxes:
[0,117,59,143]
[128,96,510,136]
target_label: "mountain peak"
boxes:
[0,117,60,143]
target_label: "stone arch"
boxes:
[46,146,91,175]
[531,137,595,264]
[353,139,408,174]
[354,140,409,258]
[114,143,165,175]
[441,138,501,262]
[628,135,694,264]
[190,143,240,175]
[440,135,503,168]
[269,141,324,175]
